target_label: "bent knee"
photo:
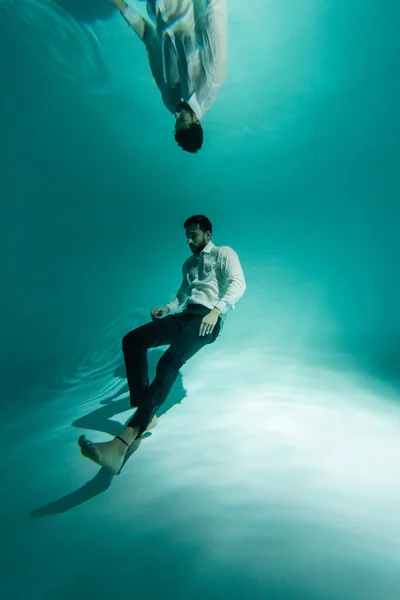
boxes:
[122,328,142,352]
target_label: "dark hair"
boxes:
[174,122,204,153]
[184,215,212,234]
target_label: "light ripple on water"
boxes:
[51,308,149,406]
[0,0,108,90]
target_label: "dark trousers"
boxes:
[122,303,222,437]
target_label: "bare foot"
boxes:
[78,416,159,475]
[78,436,127,475]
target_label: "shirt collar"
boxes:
[187,93,203,121]
[201,241,214,254]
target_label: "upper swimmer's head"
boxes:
[174,101,203,153]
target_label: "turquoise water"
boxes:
[1,0,399,598]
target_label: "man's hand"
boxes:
[199,308,220,337]
[150,306,170,321]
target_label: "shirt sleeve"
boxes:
[214,247,246,314]
[204,0,228,85]
[193,0,228,117]
[191,0,228,116]
[122,5,152,40]
[166,265,189,313]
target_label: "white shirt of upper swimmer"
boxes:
[122,0,228,121]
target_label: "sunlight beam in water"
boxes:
[52,323,400,576]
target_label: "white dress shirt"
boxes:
[166,240,246,317]
[123,0,227,119]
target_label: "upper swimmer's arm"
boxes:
[109,0,152,40]
[204,0,227,83]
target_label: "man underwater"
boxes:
[109,0,227,152]
[79,214,246,474]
